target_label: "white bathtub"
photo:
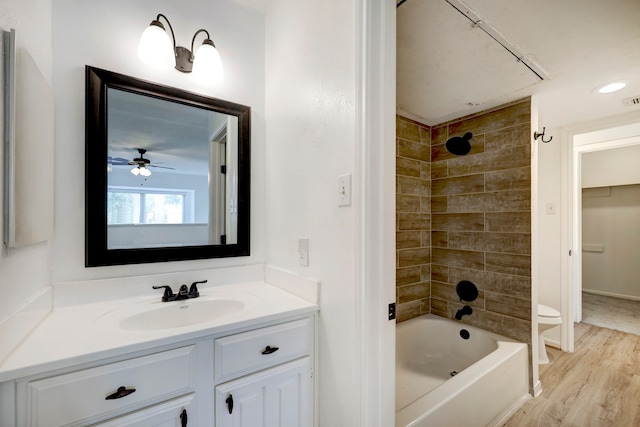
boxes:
[396,314,530,427]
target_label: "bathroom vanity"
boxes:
[0,274,318,426]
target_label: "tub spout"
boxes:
[455,305,473,320]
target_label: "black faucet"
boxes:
[152,285,176,302]
[152,280,207,302]
[455,305,473,320]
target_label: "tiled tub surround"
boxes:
[396,99,532,346]
[396,116,432,322]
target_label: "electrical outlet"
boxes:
[298,238,309,266]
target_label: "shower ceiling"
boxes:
[397,0,640,127]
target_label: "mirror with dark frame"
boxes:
[85,66,250,266]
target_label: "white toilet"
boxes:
[538,304,562,364]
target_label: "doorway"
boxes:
[562,117,640,351]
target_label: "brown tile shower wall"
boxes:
[396,116,432,322]
[429,99,532,344]
[395,99,532,345]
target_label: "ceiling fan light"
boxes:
[131,166,141,176]
[139,166,152,177]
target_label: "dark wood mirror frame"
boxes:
[85,66,250,267]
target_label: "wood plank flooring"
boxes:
[500,323,640,427]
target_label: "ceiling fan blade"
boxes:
[149,164,176,170]
[108,157,130,165]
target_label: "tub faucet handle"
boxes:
[455,305,473,320]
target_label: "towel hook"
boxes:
[533,127,553,143]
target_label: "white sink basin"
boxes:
[120,299,245,331]
[95,298,246,331]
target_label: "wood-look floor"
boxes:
[501,323,640,427]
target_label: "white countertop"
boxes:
[0,280,317,382]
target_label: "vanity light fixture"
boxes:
[138,14,223,83]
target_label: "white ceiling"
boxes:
[107,88,228,176]
[397,0,640,128]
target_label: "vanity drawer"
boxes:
[215,318,313,382]
[21,345,196,427]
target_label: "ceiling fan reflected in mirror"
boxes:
[108,148,175,177]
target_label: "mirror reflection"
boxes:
[85,66,250,266]
[106,88,238,249]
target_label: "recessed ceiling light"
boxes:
[595,81,627,94]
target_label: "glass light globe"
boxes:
[131,166,141,176]
[139,166,152,177]
[138,23,174,68]
[192,41,223,83]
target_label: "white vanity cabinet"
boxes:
[2,314,315,427]
[214,318,314,427]
[14,344,204,427]
[215,357,312,427]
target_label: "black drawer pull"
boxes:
[180,409,188,426]
[105,386,136,400]
[261,345,279,355]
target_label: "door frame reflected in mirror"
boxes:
[85,66,250,266]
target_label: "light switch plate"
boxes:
[298,238,309,266]
[338,174,352,207]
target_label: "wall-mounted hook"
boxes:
[533,127,553,143]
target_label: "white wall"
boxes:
[264,0,359,424]
[536,126,563,343]
[52,0,266,282]
[582,144,640,188]
[582,185,640,298]
[0,0,53,322]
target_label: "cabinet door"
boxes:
[93,393,195,427]
[215,357,312,427]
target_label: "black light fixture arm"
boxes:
[153,13,177,51]
[190,29,214,60]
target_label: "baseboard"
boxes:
[583,289,640,302]
[532,380,543,397]
[544,337,561,349]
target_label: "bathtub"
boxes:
[396,314,529,427]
